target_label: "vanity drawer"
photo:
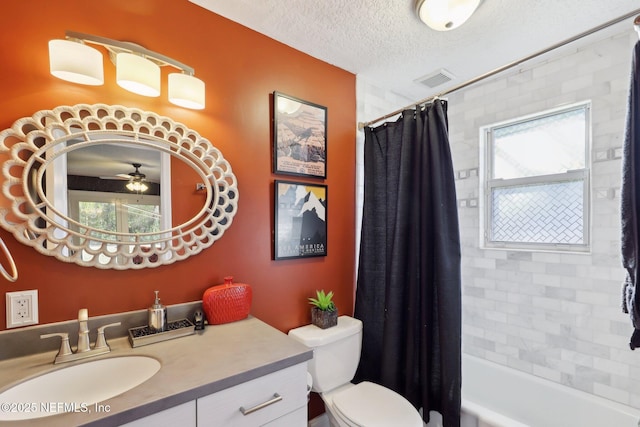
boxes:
[197,362,308,427]
[263,406,307,426]
[120,401,196,427]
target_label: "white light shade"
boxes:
[168,73,205,109]
[48,39,104,85]
[416,0,481,31]
[116,53,160,97]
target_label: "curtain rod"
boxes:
[358,8,640,130]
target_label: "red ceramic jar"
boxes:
[202,276,252,325]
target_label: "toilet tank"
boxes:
[288,316,362,393]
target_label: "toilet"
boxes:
[288,315,423,427]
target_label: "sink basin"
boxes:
[0,356,160,421]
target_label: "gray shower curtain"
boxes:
[354,101,461,426]
[621,40,640,349]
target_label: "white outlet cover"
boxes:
[6,290,38,328]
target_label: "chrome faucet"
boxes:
[41,309,121,364]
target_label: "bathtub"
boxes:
[459,354,640,427]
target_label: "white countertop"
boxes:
[0,316,312,426]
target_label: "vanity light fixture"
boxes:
[48,31,205,109]
[415,0,481,31]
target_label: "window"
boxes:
[68,190,163,263]
[481,103,590,252]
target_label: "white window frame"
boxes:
[479,102,591,253]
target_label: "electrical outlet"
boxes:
[6,290,38,328]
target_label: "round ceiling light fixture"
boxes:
[416,0,481,31]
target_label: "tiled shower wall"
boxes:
[356,27,640,408]
[448,28,640,408]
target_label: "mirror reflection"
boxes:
[60,142,169,265]
[66,143,164,234]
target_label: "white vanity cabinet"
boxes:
[197,362,308,426]
[114,318,311,427]
[122,363,308,427]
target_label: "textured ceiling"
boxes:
[190,0,640,108]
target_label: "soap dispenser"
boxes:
[148,290,167,332]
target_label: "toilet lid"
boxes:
[332,382,423,427]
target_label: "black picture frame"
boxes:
[273,91,327,179]
[274,180,327,260]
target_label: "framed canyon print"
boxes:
[273,91,327,179]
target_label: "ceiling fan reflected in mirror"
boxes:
[124,163,149,193]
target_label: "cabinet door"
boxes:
[119,401,196,427]
[197,363,307,427]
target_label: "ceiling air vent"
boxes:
[415,68,455,88]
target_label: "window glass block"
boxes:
[491,181,584,244]
[492,108,586,179]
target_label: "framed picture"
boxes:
[274,180,327,260]
[273,91,327,179]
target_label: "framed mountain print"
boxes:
[274,180,327,260]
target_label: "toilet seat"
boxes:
[331,381,423,427]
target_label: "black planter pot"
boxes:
[311,307,338,329]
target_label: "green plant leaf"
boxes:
[308,289,336,311]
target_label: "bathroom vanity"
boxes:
[0,316,312,426]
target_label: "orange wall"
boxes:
[0,0,356,332]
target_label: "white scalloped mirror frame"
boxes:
[0,104,239,269]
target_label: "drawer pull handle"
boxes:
[239,393,282,416]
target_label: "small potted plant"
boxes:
[308,290,338,329]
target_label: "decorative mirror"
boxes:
[0,104,239,269]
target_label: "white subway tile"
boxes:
[593,356,630,377]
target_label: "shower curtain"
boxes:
[621,40,640,350]
[354,101,461,426]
